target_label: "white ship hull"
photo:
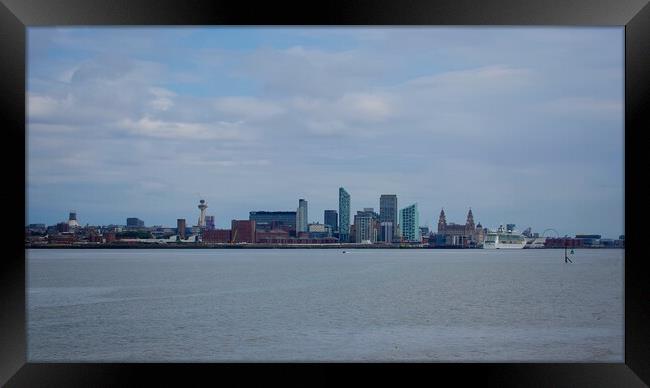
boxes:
[483,241,526,249]
[483,225,527,249]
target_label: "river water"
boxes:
[27,248,624,362]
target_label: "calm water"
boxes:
[27,248,624,362]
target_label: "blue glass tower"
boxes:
[399,203,420,242]
[338,187,350,242]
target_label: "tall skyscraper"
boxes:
[338,187,350,242]
[399,203,420,242]
[324,210,338,231]
[296,199,308,232]
[354,208,379,243]
[197,199,208,227]
[379,194,398,240]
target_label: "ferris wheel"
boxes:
[541,228,560,238]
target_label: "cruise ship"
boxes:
[483,224,527,249]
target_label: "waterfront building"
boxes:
[434,208,483,247]
[419,226,430,238]
[197,199,208,228]
[55,222,70,233]
[205,215,215,230]
[296,199,308,233]
[308,223,327,233]
[67,211,80,228]
[324,210,338,232]
[126,218,145,228]
[249,211,297,232]
[544,237,584,248]
[202,229,231,243]
[27,224,47,234]
[255,229,290,243]
[339,187,351,242]
[255,235,338,244]
[354,209,379,243]
[379,194,398,241]
[349,223,356,243]
[380,221,394,243]
[615,236,625,248]
[575,234,602,247]
[308,222,332,239]
[399,203,420,242]
[177,219,186,240]
[231,220,256,243]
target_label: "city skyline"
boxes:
[27,27,624,237]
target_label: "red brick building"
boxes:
[232,220,256,243]
[544,238,585,248]
[203,229,232,243]
[256,229,290,243]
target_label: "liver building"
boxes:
[435,208,485,247]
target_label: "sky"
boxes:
[27,27,624,238]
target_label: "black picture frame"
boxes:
[2,0,648,386]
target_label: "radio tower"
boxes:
[197,199,208,228]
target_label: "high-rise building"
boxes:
[126,217,145,228]
[324,210,338,232]
[197,199,208,227]
[67,211,79,228]
[249,211,297,231]
[379,194,398,240]
[296,199,308,233]
[399,203,420,242]
[380,222,394,243]
[339,187,350,242]
[205,216,215,230]
[177,218,186,240]
[353,208,379,243]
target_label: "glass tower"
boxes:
[399,203,420,242]
[338,187,350,242]
[379,194,398,241]
[324,210,338,232]
[297,199,308,232]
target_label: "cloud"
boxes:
[118,117,248,141]
[149,87,176,111]
[26,27,624,237]
[213,97,285,121]
[536,97,623,117]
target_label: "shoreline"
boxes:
[25,244,624,250]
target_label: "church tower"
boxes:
[437,208,447,232]
[466,208,475,230]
